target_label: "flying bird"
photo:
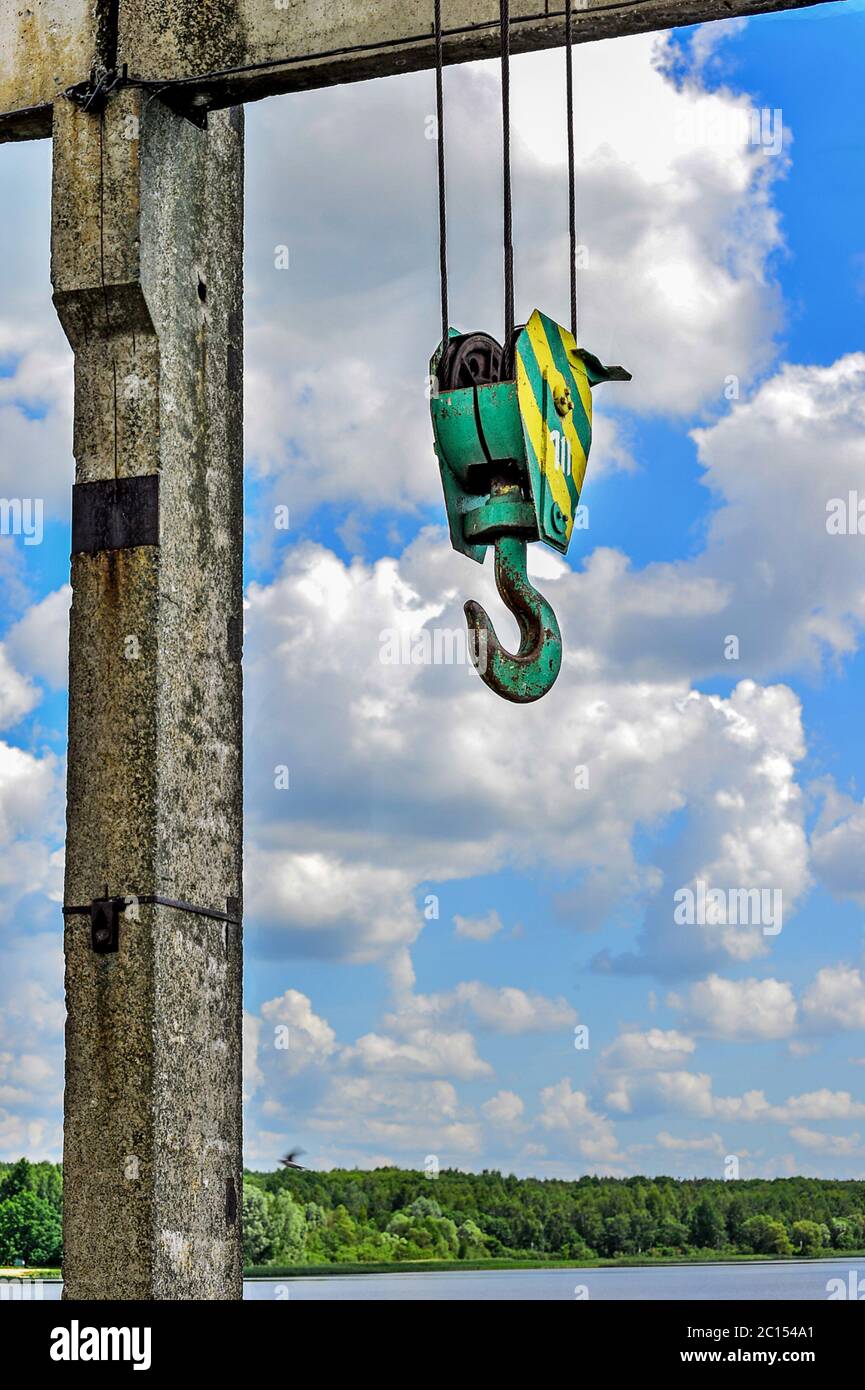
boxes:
[280,1148,306,1170]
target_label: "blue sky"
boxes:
[2,2,865,1179]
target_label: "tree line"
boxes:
[241,1166,865,1267]
[2,1157,863,1268]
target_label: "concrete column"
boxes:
[52,89,245,1300]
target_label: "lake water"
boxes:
[244,1258,865,1300]
[22,1257,865,1300]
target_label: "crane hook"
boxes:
[464,535,562,704]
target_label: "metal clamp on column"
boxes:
[63,892,243,954]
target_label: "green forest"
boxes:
[2,1157,865,1271]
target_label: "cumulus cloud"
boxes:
[656,1129,725,1154]
[337,980,574,1082]
[665,964,865,1043]
[688,355,865,676]
[0,333,74,516]
[0,646,37,730]
[601,1028,696,1071]
[717,1088,865,1125]
[562,356,865,688]
[344,1028,492,1081]
[259,989,340,1072]
[244,846,423,964]
[243,1010,263,1103]
[668,974,798,1040]
[810,785,865,905]
[605,1068,715,1119]
[606,1070,865,1126]
[4,586,71,690]
[454,909,504,942]
[307,1076,482,1160]
[0,1108,62,1161]
[538,1078,624,1166]
[801,965,865,1033]
[788,1128,863,1157]
[244,534,811,983]
[0,742,62,884]
[482,1090,525,1128]
[384,982,576,1037]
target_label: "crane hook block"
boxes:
[429,310,629,702]
[430,309,630,564]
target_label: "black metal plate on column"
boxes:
[91,899,122,954]
[72,476,160,555]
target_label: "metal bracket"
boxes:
[157,86,211,130]
[63,893,243,953]
[89,898,123,954]
[63,67,126,116]
[72,476,160,556]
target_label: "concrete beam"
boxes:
[0,0,104,140]
[53,88,245,1300]
[1,0,841,140]
[118,0,836,112]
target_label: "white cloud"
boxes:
[243,1010,263,1102]
[0,645,38,729]
[668,974,797,1040]
[789,1127,863,1157]
[344,1028,492,1081]
[454,983,576,1035]
[382,981,576,1037]
[0,742,62,875]
[656,1129,725,1153]
[562,356,865,688]
[259,989,340,1074]
[811,786,865,905]
[244,536,811,980]
[538,1078,624,1166]
[0,979,64,1039]
[307,1075,482,1158]
[605,1069,715,1119]
[0,1108,61,1162]
[0,339,74,516]
[5,585,71,690]
[482,1090,525,1128]
[601,1028,696,1070]
[338,978,575,1084]
[801,965,865,1033]
[689,355,865,676]
[244,847,423,964]
[716,1088,865,1125]
[454,909,504,942]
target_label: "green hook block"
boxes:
[431,309,630,562]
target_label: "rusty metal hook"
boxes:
[464,535,562,703]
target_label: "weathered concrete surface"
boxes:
[53,88,244,1300]
[116,0,835,109]
[0,0,100,138]
[2,0,840,140]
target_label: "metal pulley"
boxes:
[428,0,630,703]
